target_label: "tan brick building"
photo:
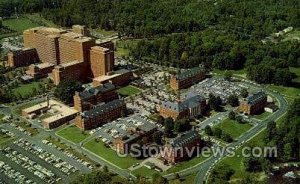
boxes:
[26,62,55,78]
[23,27,65,65]
[51,60,89,85]
[73,83,119,112]
[9,26,130,86]
[58,32,95,64]
[90,46,114,77]
[72,25,89,36]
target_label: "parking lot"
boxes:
[189,77,245,103]
[0,122,91,184]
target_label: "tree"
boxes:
[102,165,108,173]
[152,131,163,145]
[173,119,190,132]
[224,70,233,81]
[71,169,112,184]
[210,164,235,182]
[214,128,223,138]
[152,173,168,184]
[204,125,213,136]
[265,121,277,142]
[221,133,233,143]
[228,111,236,120]
[243,156,262,172]
[157,115,164,125]
[164,117,174,136]
[227,94,239,107]
[241,88,249,98]
[208,94,222,111]
[54,80,83,104]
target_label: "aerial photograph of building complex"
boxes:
[0,1,299,184]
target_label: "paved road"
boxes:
[196,111,229,130]
[193,89,288,184]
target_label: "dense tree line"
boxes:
[132,32,300,85]
[1,0,300,38]
[265,99,300,162]
[53,80,83,105]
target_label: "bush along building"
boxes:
[160,92,207,120]
[239,91,267,115]
[170,67,207,90]
[161,130,204,163]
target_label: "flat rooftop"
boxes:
[43,101,78,124]
[55,60,83,68]
[32,62,55,69]
[60,32,93,43]
[91,46,109,52]
[23,99,78,124]
[93,69,131,82]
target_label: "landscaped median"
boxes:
[214,118,252,139]
[131,166,160,179]
[83,140,142,169]
[56,125,89,144]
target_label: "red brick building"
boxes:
[170,67,206,90]
[113,116,157,154]
[161,131,203,163]
[7,48,39,67]
[73,83,119,112]
[239,91,267,115]
[75,99,127,130]
[160,93,207,120]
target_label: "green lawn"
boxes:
[212,69,247,78]
[12,81,45,98]
[208,111,286,183]
[251,111,271,120]
[83,140,141,169]
[25,14,57,27]
[3,17,40,33]
[165,155,211,174]
[116,39,140,57]
[132,166,160,179]
[209,130,267,183]
[267,84,300,99]
[214,119,252,139]
[93,28,117,37]
[117,85,141,96]
[56,125,89,144]
[116,47,130,57]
